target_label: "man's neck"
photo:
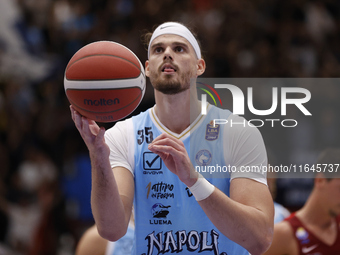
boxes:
[154,89,201,135]
[297,191,335,229]
[295,192,338,246]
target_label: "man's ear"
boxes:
[314,172,327,189]
[145,60,150,77]
[197,58,206,76]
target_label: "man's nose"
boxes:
[163,46,173,60]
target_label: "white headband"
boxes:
[147,22,201,59]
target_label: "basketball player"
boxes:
[264,148,340,255]
[70,21,274,255]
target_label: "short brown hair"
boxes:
[315,148,340,179]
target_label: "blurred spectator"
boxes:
[0,0,52,82]
[305,0,336,43]
[61,148,94,233]
[6,185,41,253]
[29,180,74,255]
[17,145,58,193]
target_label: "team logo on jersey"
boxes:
[150,203,172,225]
[205,121,220,141]
[195,150,212,166]
[146,182,175,199]
[143,152,163,175]
[296,227,310,244]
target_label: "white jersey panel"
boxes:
[224,114,268,185]
[105,118,135,175]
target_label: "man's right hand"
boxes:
[70,105,110,158]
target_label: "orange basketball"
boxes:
[64,41,146,122]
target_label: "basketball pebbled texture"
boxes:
[64,41,146,123]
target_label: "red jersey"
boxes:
[285,213,340,255]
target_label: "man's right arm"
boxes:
[263,221,298,255]
[70,106,134,241]
[90,161,134,241]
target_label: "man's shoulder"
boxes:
[207,104,232,117]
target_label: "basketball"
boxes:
[64,41,146,122]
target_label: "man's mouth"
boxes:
[162,64,177,73]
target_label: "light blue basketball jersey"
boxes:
[105,224,134,255]
[131,105,249,255]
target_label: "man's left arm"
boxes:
[197,177,274,255]
[200,114,274,254]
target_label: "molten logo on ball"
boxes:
[84,98,120,106]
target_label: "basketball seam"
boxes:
[65,76,143,81]
[64,74,146,90]
[66,54,142,79]
[66,88,141,91]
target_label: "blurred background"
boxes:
[0,0,340,254]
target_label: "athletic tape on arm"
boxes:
[189,173,215,201]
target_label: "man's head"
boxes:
[313,148,340,217]
[315,148,340,180]
[144,22,205,95]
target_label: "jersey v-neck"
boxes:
[149,104,210,141]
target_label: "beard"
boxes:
[149,65,194,95]
[151,77,189,95]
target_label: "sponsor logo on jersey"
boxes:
[146,182,175,199]
[205,121,220,141]
[185,187,193,197]
[143,229,227,255]
[296,227,310,244]
[195,150,212,166]
[150,203,172,225]
[301,244,319,254]
[143,152,163,175]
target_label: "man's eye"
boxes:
[155,47,163,53]
[175,46,184,52]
